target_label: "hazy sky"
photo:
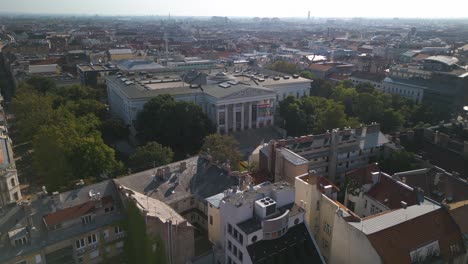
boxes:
[2,0,468,18]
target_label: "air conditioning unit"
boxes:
[254,197,277,219]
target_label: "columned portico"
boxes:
[248,102,252,129]
[241,103,245,131]
[216,110,220,133]
[224,104,229,134]
[232,105,236,132]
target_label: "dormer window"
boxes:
[14,236,27,246]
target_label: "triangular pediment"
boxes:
[220,87,275,100]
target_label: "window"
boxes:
[190,197,195,206]
[11,178,16,187]
[114,225,123,234]
[81,215,92,225]
[15,237,27,246]
[251,235,257,243]
[316,200,320,211]
[228,240,232,251]
[233,245,237,256]
[228,224,232,235]
[371,205,382,215]
[209,215,213,225]
[76,238,85,249]
[321,239,329,250]
[238,251,243,261]
[238,234,243,245]
[233,229,238,239]
[364,199,368,209]
[13,192,19,201]
[35,254,42,264]
[103,230,109,239]
[227,256,232,264]
[323,223,332,235]
[87,234,98,245]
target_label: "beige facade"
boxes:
[0,136,22,207]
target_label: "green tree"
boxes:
[201,134,242,171]
[124,201,167,264]
[129,142,174,172]
[310,79,333,98]
[380,109,404,133]
[267,60,299,74]
[136,95,215,158]
[352,93,384,124]
[100,119,130,143]
[32,112,120,189]
[11,89,54,141]
[26,76,56,94]
[299,71,316,79]
[379,150,419,174]
[313,99,348,133]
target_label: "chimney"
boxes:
[52,191,61,209]
[414,187,425,205]
[401,201,408,209]
[371,172,380,185]
[324,185,333,198]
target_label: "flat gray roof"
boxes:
[349,201,440,235]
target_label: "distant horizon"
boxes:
[1,12,468,21]
[2,0,468,19]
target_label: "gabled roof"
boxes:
[115,156,239,204]
[449,201,468,234]
[366,173,419,210]
[43,195,113,227]
[365,207,465,263]
[308,64,333,72]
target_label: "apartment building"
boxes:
[208,181,324,264]
[115,156,239,245]
[294,171,466,264]
[259,123,389,185]
[0,180,126,264]
[116,185,195,264]
[0,135,22,207]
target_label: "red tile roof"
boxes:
[308,64,333,72]
[366,174,419,209]
[43,195,113,227]
[367,208,466,263]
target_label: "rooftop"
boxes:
[246,223,323,264]
[424,55,459,66]
[223,181,294,208]
[349,200,440,235]
[365,207,464,263]
[108,48,133,55]
[0,180,124,263]
[115,156,239,205]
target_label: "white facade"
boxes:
[212,182,321,264]
[382,77,424,103]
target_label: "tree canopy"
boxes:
[266,60,299,74]
[11,77,122,191]
[129,142,174,173]
[201,134,242,171]
[136,95,215,159]
[278,79,450,136]
[378,150,419,174]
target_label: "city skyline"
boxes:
[2,0,468,18]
